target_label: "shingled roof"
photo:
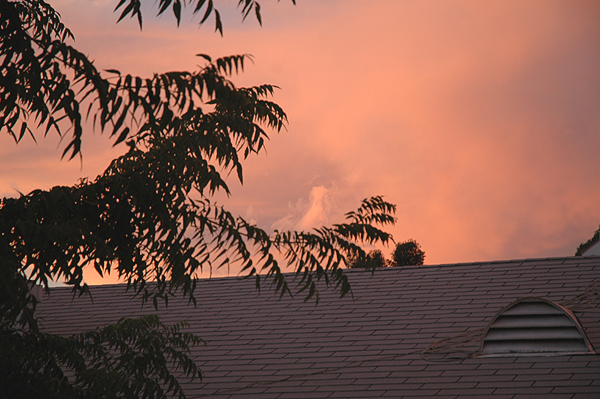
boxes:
[37,256,600,398]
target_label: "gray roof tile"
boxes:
[37,256,600,398]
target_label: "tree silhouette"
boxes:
[391,239,425,266]
[0,0,395,397]
[347,249,389,269]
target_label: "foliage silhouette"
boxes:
[347,249,388,270]
[575,225,600,256]
[0,0,396,396]
[1,316,203,399]
[391,239,425,266]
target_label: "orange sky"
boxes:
[3,0,600,283]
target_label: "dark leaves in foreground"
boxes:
[0,315,203,399]
[115,0,297,33]
[1,1,395,397]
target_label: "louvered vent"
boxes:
[480,297,594,355]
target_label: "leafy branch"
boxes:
[0,1,397,396]
[115,0,297,33]
[1,1,286,160]
[0,315,203,399]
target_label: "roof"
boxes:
[576,226,600,256]
[37,257,600,398]
[581,239,600,256]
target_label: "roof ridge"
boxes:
[62,256,594,289]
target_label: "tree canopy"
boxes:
[0,0,396,396]
[346,249,388,269]
[391,239,425,266]
[346,239,426,270]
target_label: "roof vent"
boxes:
[479,297,594,356]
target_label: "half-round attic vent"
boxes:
[479,297,595,356]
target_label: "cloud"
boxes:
[272,185,332,231]
[296,186,331,230]
[4,0,600,273]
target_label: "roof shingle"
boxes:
[37,256,600,398]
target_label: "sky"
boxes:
[3,0,600,282]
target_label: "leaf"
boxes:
[116,0,135,23]
[157,0,172,16]
[196,54,212,62]
[173,0,182,26]
[114,127,130,146]
[18,122,28,141]
[236,163,244,184]
[113,0,128,13]
[193,0,207,13]
[254,3,262,26]
[200,0,213,23]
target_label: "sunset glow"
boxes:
[3,0,600,283]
